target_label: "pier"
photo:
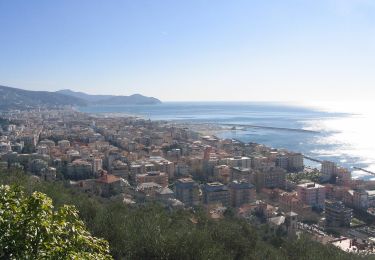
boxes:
[223,124,319,133]
[304,156,322,163]
[303,158,375,176]
[353,167,375,176]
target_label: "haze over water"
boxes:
[80,101,375,181]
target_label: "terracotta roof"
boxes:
[97,174,121,184]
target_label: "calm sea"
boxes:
[79,102,375,180]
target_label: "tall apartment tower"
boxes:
[287,153,304,172]
[321,161,337,179]
[325,200,352,227]
[175,178,200,206]
[203,182,230,207]
[228,180,256,208]
[297,182,326,209]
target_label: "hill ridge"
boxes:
[0,85,162,110]
[0,85,86,110]
[56,89,162,105]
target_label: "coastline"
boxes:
[77,104,375,181]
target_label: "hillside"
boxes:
[56,89,113,102]
[0,85,87,110]
[0,169,368,260]
[57,89,162,105]
[0,86,161,111]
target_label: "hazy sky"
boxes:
[0,0,374,102]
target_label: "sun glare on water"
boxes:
[303,100,375,179]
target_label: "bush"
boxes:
[0,185,112,259]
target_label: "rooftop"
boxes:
[230,180,255,189]
[204,182,228,192]
[97,174,121,184]
[298,182,325,189]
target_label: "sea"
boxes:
[79,102,375,181]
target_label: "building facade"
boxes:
[203,182,230,207]
[325,200,353,227]
[297,182,326,208]
[175,178,199,206]
[229,180,256,207]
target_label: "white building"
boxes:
[297,182,326,208]
[228,156,251,169]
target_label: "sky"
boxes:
[0,0,374,103]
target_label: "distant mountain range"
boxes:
[56,89,162,105]
[0,85,161,110]
[0,85,86,110]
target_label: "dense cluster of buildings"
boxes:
[1,109,375,254]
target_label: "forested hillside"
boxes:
[0,169,370,260]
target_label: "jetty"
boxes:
[223,124,319,133]
[353,167,375,176]
[304,156,322,163]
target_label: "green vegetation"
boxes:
[0,169,371,259]
[325,228,341,238]
[287,170,321,184]
[0,185,111,259]
[351,217,366,227]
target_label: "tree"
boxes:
[0,170,370,260]
[0,185,112,259]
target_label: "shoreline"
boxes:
[80,110,374,181]
[36,107,375,182]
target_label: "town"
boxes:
[1,108,375,255]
